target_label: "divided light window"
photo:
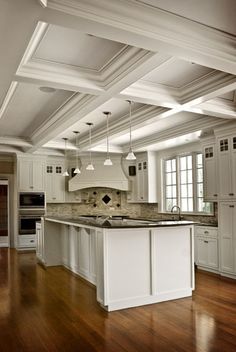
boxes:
[164,153,213,214]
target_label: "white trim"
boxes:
[47,0,236,74]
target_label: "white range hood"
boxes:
[68,156,130,191]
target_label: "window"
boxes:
[163,153,213,214]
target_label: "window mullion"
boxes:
[192,153,197,212]
[176,156,180,208]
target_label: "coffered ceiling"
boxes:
[0,0,235,156]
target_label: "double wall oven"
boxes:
[18,192,45,236]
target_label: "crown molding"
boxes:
[0,137,32,148]
[126,116,226,151]
[0,82,18,120]
[46,0,236,74]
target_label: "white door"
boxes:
[196,237,208,266]
[219,202,234,273]
[19,159,32,191]
[207,238,218,268]
[218,138,231,199]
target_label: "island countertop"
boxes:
[44,215,195,229]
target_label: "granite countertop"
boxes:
[44,215,195,229]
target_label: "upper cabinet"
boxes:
[46,159,65,203]
[125,152,157,203]
[17,156,45,192]
[201,139,218,202]
[217,134,236,200]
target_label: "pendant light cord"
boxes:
[89,125,92,164]
[106,113,110,158]
[129,101,132,151]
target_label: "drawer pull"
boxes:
[204,231,209,234]
[229,193,234,196]
[204,240,208,243]
[229,205,235,208]
[213,194,218,197]
[30,240,35,243]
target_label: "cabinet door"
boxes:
[137,160,148,202]
[89,230,97,284]
[207,238,218,268]
[196,237,208,266]
[219,202,234,273]
[218,138,232,199]
[203,145,217,201]
[46,165,65,202]
[230,137,236,198]
[18,159,32,191]
[32,160,45,191]
[78,228,90,278]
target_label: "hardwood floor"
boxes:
[0,249,236,352]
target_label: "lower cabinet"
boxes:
[61,225,97,285]
[18,234,36,249]
[195,226,218,272]
[219,202,236,276]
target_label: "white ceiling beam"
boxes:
[44,0,236,75]
[26,51,168,152]
[123,116,226,151]
[0,136,32,148]
[78,105,169,149]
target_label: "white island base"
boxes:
[39,219,195,311]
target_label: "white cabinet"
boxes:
[202,142,218,201]
[77,227,96,284]
[219,202,236,276]
[36,221,43,262]
[18,234,36,249]
[195,226,218,272]
[46,160,65,203]
[61,225,96,285]
[126,152,157,203]
[18,156,45,191]
[217,134,236,200]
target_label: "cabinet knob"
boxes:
[229,193,234,196]
[30,186,33,189]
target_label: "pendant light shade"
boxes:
[103,111,113,166]
[62,138,69,176]
[86,123,95,171]
[73,131,81,174]
[126,100,136,160]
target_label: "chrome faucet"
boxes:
[171,205,181,220]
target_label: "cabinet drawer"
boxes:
[18,235,36,248]
[195,226,218,238]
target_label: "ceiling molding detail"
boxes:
[47,0,236,74]
[125,116,226,151]
[79,105,169,149]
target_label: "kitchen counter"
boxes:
[44,215,195,228]
[38,216,195,311]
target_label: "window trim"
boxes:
[162,152,214,215]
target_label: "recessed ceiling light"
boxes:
[39,86,56,93]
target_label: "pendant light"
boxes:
[62,138,69,176]
[103,111,113,166]
[86,122,95,171]
[73,131,81,174]
[126,100,136,160]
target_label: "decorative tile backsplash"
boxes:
[46,188,217,225]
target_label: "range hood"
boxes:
[68,157,130,191]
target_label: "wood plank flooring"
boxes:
[0,248,236,352]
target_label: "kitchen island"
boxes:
[37,216,195,311]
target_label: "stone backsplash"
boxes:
[46,188,218,225]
